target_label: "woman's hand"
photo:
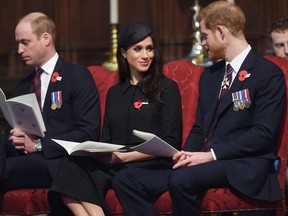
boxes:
[95,151,154,165]
[94,152,123,165]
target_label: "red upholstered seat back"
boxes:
[264,56,288,155]
[264,55,288,201]
[87,66,118,127]
[163,60,204,145]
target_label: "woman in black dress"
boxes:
[49,22,182,216]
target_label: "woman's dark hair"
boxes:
[117,22,164,103]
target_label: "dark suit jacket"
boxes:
[184,50,286,201]
[12,57,101,177]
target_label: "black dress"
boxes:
[49,76,182,215]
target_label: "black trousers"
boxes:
[168,161,277,216]
[0,135,51,192]
[112,163,172,216]
[169,160,228,216]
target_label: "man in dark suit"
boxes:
[0,12,100,192]
[169,1,286,216]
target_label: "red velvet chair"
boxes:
[87,66,119,127]
[0,58,287,215]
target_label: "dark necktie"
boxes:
[31,68,43,109]
[201,64,234,151]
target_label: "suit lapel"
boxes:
[204,60,226,133]
[217,50,256,115]
[42,58,65,121]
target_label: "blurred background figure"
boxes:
[269,15,288,59]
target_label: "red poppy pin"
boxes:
[134,100,148,110]
[134,100,143,109]
[238,70,251,81]
[51,72,62,83]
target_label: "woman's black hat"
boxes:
[118,22,152,47]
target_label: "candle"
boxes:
[110,0,118,24]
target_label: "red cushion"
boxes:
[105,189,173,215]
[0,189,49,215]
[163,60,203,145]
[201,189,283,212]
[87,65,118,127]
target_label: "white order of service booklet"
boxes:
[52,139,126,156]
[131,130,179,157]
[52,130,179,157]
[0,88,46,137]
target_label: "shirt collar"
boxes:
[40,53,59,75]
[227,45,251,73]
[121,78,143,94]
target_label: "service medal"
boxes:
[243,89,251,108]
[51,103,57,110]
[233,102,239,111]
[239,103,245,110]
[51,92,56,110]
[232,89,252,111]
[56,91,62,109]
[51,91,62,110]
[232,92,239,111]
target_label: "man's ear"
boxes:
[216,26,225,40]
[41,32,51,46]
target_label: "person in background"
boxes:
[269,15,288,59]
[167,1,285,216]
[49,22,182,216]
[0,12,100,195]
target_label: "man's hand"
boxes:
[9,128,38,154]
[172,151,214,169]
[9,128,25,150]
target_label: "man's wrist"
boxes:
[35,139,42,151]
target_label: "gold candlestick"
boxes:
[188,0,212,66]
[102,24,118,71]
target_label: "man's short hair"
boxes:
[269,15,288,34]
